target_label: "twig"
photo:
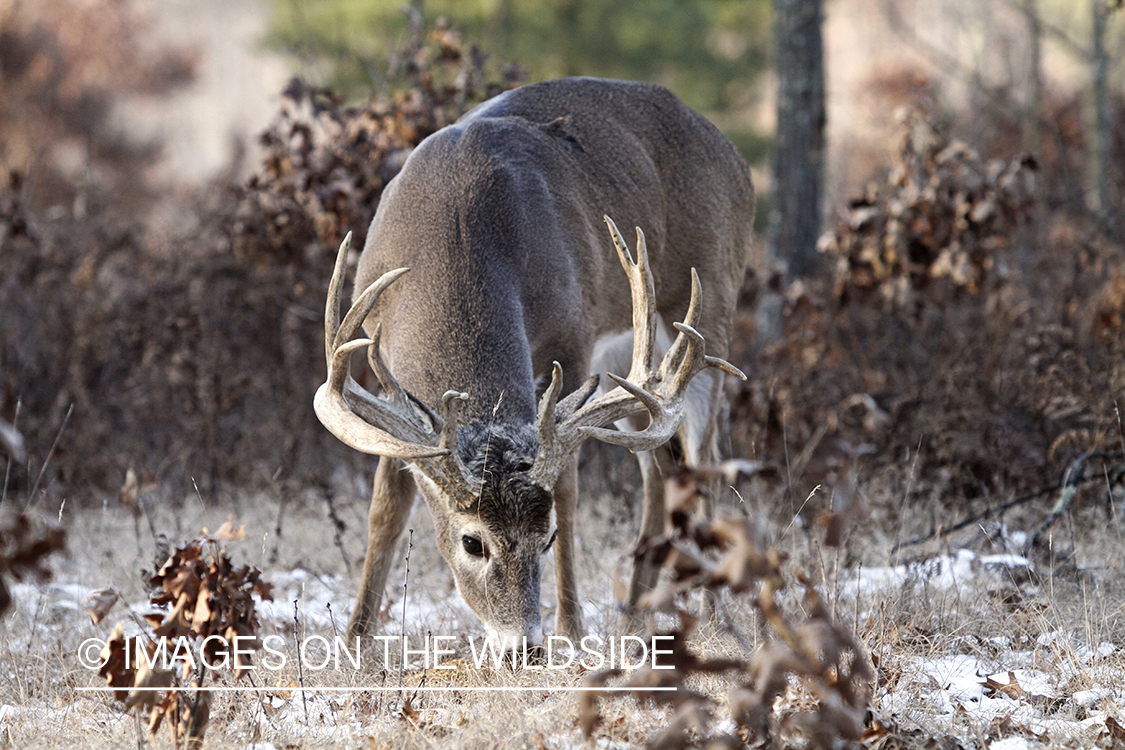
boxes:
[191,477,207,511]
[293,600,308,723]
[247,670,270,742]
[1025,452,1123,555]
[1,398,21,506]
[27,402,72,507]
[892,451,1124,552]
[269,484,290,566]
[327,601,339,640]
[998,0,1086,59]
[398,528,414,698]
[322,487,351,575]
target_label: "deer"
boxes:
[314,77,754,649]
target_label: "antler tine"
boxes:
[528,364,604,490]
[527,363,566,489]
[655,270,748,385]
[335,267,410,354]
[314,340,448,458]
[366,323,432,423]
[537,363,565,447]
[324,232,352,366]
[572,376,673,451]
[604,216,656,382]
[658,267,702,378]
[436,391,479,507]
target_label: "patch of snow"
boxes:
[840,547,1033,600]
[977,553,1031,569]
[913,654,985,703]
[257,569,346,630]
[9,581,91,616]
[1073,688,1112,707]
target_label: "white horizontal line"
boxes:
[77,686,676,693]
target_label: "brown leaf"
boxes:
[209,516,247,542]
[982,671,1024,700]
[83,587,120,625]
[125,660,175,712]
[1103,715,1125,749]
[99,623,136,701]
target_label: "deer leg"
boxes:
[625,371,725,621]
[553,456,585,640]
[626,442,677,611]
[346,456,416,640]
[683,371,724,621]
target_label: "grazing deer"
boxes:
[314,77,754,647]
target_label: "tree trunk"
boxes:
[1091,0,1116,238]
[769,0,826,278]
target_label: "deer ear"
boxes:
[537,116,583,152]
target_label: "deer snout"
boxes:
[485,623,544,652]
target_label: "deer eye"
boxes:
[544,529,557,553]
[462,535,485,558]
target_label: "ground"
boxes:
[2,464,1122,749]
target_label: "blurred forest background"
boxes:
[1,0,1123,546]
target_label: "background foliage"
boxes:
[266,0,772,163]
[0,0,1122,556]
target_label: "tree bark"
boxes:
[769,0,826,278]
[1091,0,1116,237]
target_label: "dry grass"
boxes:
[1,458,1122,748]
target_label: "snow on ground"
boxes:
[840,546,1123,747]
[840,547,1036,602]
[3,532,1122,747]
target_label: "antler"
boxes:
[313,233,479,506]
[528,216,746,491]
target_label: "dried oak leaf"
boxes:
[708,517,781,593]
[1103,715,1125,749]
[982,671,1025,700]
[83,587,120,625]
[125,659,175,712]
[98,622,137,702]
[0,510,67,594]
[208,516,247,541]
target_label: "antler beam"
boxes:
[313,234,480,506]
[528,216,746,491]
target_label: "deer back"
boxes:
[354,77,754,422]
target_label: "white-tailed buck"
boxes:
[315,77,754,646]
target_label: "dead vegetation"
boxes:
[817,107,1037,303]
[95,518,273,748]
[731,104,1125,560]
[0,508,65,615]
[0,4,519,500]
[581,465,873,750]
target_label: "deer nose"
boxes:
[486,625,544,653]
